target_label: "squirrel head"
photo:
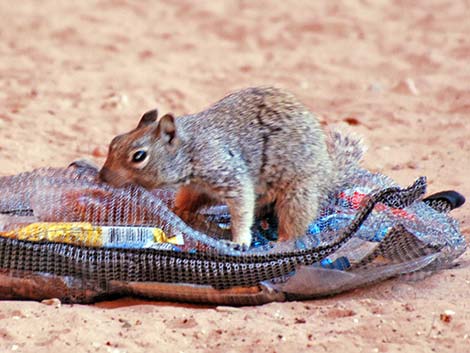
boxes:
[100,109,187,189]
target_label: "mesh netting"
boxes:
[0,163,465,305]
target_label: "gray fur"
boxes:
[100,87,364,245]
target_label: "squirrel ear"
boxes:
[137,109,158,129]
[157,113,177,147]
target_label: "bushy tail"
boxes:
[327,128,366,190]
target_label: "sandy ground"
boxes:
[0,0,469,352]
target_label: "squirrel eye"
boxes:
[131,150,148,164]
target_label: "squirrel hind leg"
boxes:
[275,182,321,241]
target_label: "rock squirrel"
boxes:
[99,87,364,245]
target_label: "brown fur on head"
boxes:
[99,109,185,189]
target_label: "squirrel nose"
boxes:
[99,167,113,183]
[99,167,129,188]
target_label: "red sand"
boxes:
[0,1,469,352]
